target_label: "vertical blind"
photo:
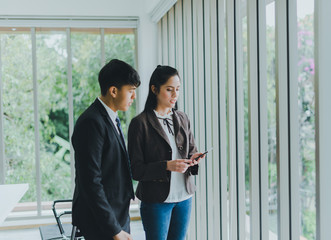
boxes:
[157,0,331,239]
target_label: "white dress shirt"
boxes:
[98,97,120,135]
[154,110,192,203]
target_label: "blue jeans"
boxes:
[140,197,192,240]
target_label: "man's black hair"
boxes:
[98,59,141,96]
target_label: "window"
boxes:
[0,25,137,217]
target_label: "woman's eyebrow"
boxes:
[165,85,180,88]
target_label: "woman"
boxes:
[128,65,205,240]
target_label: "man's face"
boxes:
[114,85,137,111]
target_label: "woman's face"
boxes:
[155,75,180,109]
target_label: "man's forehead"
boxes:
[123,84,137,89]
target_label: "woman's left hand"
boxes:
[190,152,206,165]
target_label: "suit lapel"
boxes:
[172,110,181,139]
[94,99,127,153]
[146,110,171,147]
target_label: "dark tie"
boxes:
[115,116,132,179]
[115,116,126,145]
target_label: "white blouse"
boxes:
[153,110,192,203]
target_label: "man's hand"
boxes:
[166,159,194,173]
[113,230,133,240]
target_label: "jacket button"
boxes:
[178,146,183,150]
[169,150,172,153]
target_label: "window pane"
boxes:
[297,0,316,239]
[72,29,101,123]
[36,29,71,202]
[241,0,250,238]
[104,32,136,139]
[1,29,36,204]
[266,1,278,237]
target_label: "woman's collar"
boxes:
[153,109,173,119]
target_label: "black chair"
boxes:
[39,200,84,240]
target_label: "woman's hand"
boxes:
[190,152,206,165]
[166,159,194,173]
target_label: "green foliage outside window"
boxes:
[297,14,316,240]
[242,13,315,239]
[1,13,315,238]
[1,29,136,202]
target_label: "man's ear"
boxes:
[108,86,117,98]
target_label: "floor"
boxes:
[0,220,145,240]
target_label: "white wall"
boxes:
[143,0,161,13]
[0,0,160,112]
[136,14,158,112]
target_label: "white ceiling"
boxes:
[0,0,161,18]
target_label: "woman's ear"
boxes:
[151,85,157,95]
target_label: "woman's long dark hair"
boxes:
[144,65,179,112]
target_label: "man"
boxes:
[71,59,140,240]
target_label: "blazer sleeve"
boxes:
[72,117,122,237]
[185,113,199,175]
[128,117,168,182]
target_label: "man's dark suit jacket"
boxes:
[128,109,198,203]
[71,99,134,239]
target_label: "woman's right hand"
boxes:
[166,159,194,173]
